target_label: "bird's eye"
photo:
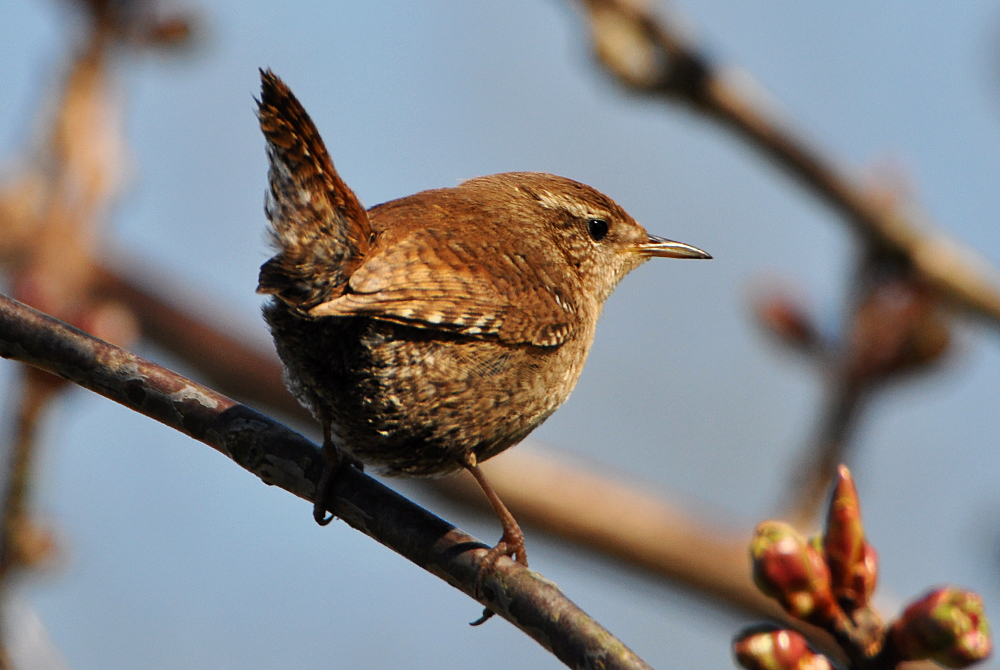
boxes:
[587,218,609,242]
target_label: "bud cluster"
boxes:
[735,465,990,670]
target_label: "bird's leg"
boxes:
[463,452,527,626]
[313,420,340,526]
[463,453,527,567]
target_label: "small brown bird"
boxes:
[256,69,709,569]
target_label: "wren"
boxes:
[255,69,710,569]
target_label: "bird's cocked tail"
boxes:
[256,69,372,313]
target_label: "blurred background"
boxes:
[2,1,1000,668]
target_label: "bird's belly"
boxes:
[265,306,588,477]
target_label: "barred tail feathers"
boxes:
[256,69,371,312]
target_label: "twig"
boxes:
[0,369,61,586]
[575,0,1000,328]
[784,378,865,529]
[0,292,654,670]
[765,254,951,525]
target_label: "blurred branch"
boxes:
[437,449,758,609]
[431,448,854,663]
[784,376,864,528]
[0,369,61,670]
[89,258,830,625]
[574,0,973,521]
[0,9,132,662]
[0,370,60,586]
[90,262,303,418]
[0,292,654,670]
[0,2,196,655]
[754,254,951,526]
[574,0,1000,328]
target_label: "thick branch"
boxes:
[0,292,652,670]
[91,262,303,418]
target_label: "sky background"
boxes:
[3,1,1000,669]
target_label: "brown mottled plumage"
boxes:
[256,69,710,569]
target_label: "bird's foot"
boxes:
[470,528,528,626]
[484,527,527,568]
[313,446,363,526]
[313,460,336,526]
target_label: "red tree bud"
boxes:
[751,521,839,624]
[824,465,876,609]
[756,293,819,351]
[891,587,991,668]
[734,628,832,670]
[852,542,878,609]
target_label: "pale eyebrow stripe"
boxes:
[534,190,609,221]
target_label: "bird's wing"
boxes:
[309,227,578,347]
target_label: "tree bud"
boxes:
[891,587,991,668]
[823,465,876,609]
[751,521,838,623]
[734,628,832,670]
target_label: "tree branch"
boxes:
[575,0,1000,328]
[91,257,808,622]
[0,292,654,670]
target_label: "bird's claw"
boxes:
[469,532,528,626]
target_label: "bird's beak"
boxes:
[636,234,712,259]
